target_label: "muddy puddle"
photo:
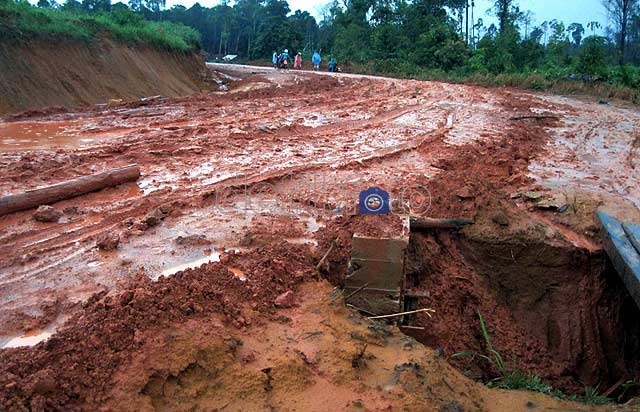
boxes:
[0,120,96,151]
[0,119,140,151]
[115,202,324,280]
[1,327,54,349]
[0,314,67,349]
[160,251,222,278]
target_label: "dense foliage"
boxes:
[1,0,639,96]
[154,0,639,91]
[0,0,200,51]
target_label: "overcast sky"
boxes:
[164,0,610,31]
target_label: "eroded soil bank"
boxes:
[318,210,640,399]
[405,217,640,394]
[0,242,626,412]
[0,38,208,116]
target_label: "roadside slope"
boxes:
[0,38,206,116]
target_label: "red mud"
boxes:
[0,243,314,411]
[1,64,639,409]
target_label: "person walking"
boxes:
[279,49,290,70]
[328,57,337,73]
[294,52,302,69]
[272,51,278,68]
[312,51,321,71]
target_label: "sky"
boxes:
[163,0,611,31]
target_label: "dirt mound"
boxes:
[0,243,611,412]
[0,39,207,116]
[0,242,314,411]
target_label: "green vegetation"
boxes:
[1,0,639,99]
[152,0,639,101]
[452,312,615,404]
[450,312,554,394]
[0,0,200,51]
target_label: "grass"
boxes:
[451,312,615,404]
[0,1,200,51]
[345,60,640,105]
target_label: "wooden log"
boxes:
[410,217,474,231]
[0,164,141,216]
[509,114,559,121]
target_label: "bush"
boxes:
[434,38,468,71]
[577,36,607,76]
[608,65,640,88]
[0,0,200,51]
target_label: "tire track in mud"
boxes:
[0,105,454,293]
[0,66,558,336]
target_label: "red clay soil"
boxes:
[0,39,208,116]
[315,89,560,284]
[313,92,640,395]
[406,228,640,392]
[0,242,314,411]
[0,239,628,412]
[1,64,639,409]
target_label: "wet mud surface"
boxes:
[1,63,640,410]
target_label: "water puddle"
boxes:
[285,237,318,246]
[0,120,81,151]
[0,317,64,349]
[1,330,54,349]
[283,113,328,128]
[303,215,323,233]
[230,82,271,94]
[160,251,222,277]
[393,113,418,126]
[0,119,135,151]
[138,172,180,195]
[302,114,328,128]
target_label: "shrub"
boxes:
[0,0,200,51]
[577,36,608,76]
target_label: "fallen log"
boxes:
[509,114,559,121]
[0,164,141,217]
[410,217,474,231]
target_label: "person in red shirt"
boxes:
[294,52,303,70]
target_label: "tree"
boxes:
[587,20,602,34]
[130,0,165,14]
[235,0,266,59]
[530,26,544,43]
[493,0,517,34]
[540,20,549,43]
[60,0,81,10]
[82,0,110,12]
[578,35,608,74]
[520,10,533,38]
[37,0,56,8]
[567,22,585,46]
[547,20,570,64]
[602,0,639,64]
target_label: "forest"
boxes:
[3,0,640,94]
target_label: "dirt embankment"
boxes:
[0,38,207,116]
[0,242,617,412]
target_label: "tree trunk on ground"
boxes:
[409,217,474,231]
[0,165,141,216]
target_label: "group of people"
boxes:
[272,49,338,72]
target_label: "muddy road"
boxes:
[1,64,640,410]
